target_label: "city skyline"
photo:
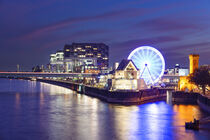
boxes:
[0,0,210,71]
[0,1,210,139]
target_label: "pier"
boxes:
[37,78,169,104]
[0,71,173,105]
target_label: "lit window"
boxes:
[85,46,92,48]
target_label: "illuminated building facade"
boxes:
[161,64,189,88]
[109,59,147,91]
[179,54,199,91]
[50,50,64,72]
[165,64,189,76]
[64,43,109,73]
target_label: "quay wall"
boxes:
[172,91,198,104]
[37,79,167,104]
[37,79,82,93]
[172,91,210,114]
[85,86,167,104]
[197,94,210,113]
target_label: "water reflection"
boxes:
[40,82,74,95]
[111,106,139,140]
[15,92,20,109]
[0,78,209,140]
[39,92,44,108]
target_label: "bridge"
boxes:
[0,72,98,78]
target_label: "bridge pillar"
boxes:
[166,90,173,104]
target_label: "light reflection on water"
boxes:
[0,78,209,140]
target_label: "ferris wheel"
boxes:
[128,46,165,85]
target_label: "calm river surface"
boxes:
[0,78,209,140]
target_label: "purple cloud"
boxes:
[17,8,144,40]
[137,17,200,32]
[162,42,210,52]
[109,35,182,64]
[16,1,191,41]
[38,29,111,51]
[113,36,181,50]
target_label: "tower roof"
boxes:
[189,54,199,57]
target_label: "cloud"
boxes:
[162,41,210,52]
[18,8,143,40]
[158,41,210,67]
[109,35,182,64]
[17,1,192,41]
[137,17,200,32]
[113,36,181,50]
[39,28,110,50]
[19,2,184,41]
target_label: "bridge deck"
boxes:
[0,72,98,78]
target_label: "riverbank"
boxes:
[172,91,210,114]
[172,91,198,104]
[37,78,167,105]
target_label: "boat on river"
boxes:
[185,118,199,130]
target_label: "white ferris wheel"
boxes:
[128,46,165,85]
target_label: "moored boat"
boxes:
[185,118,199,130]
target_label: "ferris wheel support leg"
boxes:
[146,66,154,85]
[140,66,146,78]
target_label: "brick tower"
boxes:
[189,54,199,74]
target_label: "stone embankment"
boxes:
[197,94,210,113]
[172,91,210,113]
[37,78,167,105]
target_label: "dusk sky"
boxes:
[0,0,210,71]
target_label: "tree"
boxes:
[189,66,210,94]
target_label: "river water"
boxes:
[0,78,209,140]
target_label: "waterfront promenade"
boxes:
[37,78,168,105]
